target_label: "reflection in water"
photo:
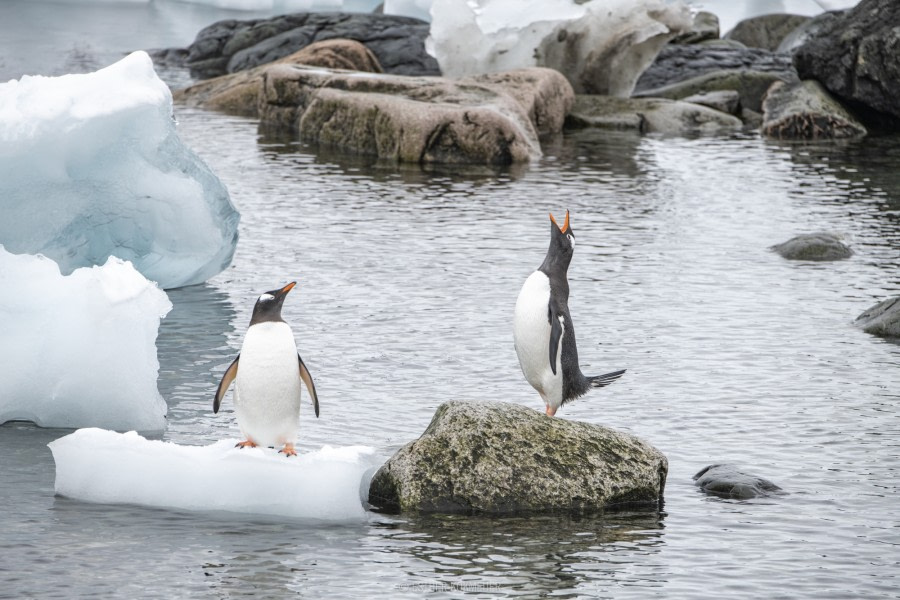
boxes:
[371,511,666,598]
[156,283,239,445]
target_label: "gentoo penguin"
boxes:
[213,282,319,456]
[513,211,625,416]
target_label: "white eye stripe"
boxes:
[567,234,575,247]
[259,293,275,302]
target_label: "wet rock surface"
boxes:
[771,233,854,261]
[855,297,900,337]
[566,95,741,135]
[694,464,783,500]
[724,13,811,51]
[368,400,668,515]
[762,80,867,140]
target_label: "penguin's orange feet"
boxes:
[279,443,297,457]
[235,440,258,449]
[545,405,558,417]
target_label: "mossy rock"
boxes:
[368,400,668,515]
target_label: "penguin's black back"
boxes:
[539,264,591,404]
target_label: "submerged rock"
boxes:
[256,65,572,165]
[793,0,900,124]
[368,400,668,515]
[855,297,900,337]
[634,43,796,94]
[566,95,742,135]
[724,14,811,51]
[174,39,383,118]
[181,12,439,79]
[693,464,783,500]
[771,233,853,261]
[762,80,867,140]
[635,69,790,113]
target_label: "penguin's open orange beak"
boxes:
[279,281,297,295]
[549,210,570,233]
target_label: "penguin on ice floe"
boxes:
[213,282,319,456]
[513,211,625,416]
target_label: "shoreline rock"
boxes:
[174,12,439,79]
[723,14,811,52]
[761,80,867,140]
[566,95,742,135]
[368,400,668,515]
[855,297,900,337]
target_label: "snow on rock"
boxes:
[427,0,692,96]
[0,248,171,432]
[0,51,239,290]
[50,429,379,521]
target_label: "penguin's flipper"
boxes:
[548,304,564,376]
[298,355,320,418]
[213,355,240,414]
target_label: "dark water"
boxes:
[2,1,900,598]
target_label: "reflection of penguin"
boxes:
[213,282,319,456]
[514,211,625,416]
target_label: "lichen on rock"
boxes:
[368,400,668,515]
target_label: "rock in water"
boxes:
[257,65,573,165]
[368,400,668,515]
[762,80,867,140]
[793,0,900,124]
[771,233,853,261]
[855,297,900,337]
[634,69,790,113]
[566,95,742,135]
[693,464,783,499]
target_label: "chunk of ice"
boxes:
[49,429,379,521]
[0,51,239,289]
[427,0,692,96]
[0,247,171,432]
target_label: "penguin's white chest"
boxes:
[513,271,563,407]
[235,321,302,447]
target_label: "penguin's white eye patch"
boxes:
[259,293,275,302]
[567,234,575,247]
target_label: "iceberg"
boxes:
[427,0,692,96]
[50,429,379,521]
[0,51,239,290]
[0,247,171,432]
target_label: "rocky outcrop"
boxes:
[681,90,740,115]
[724,14,811,51]
[855,297,900,337]
[771,233,853,261]
[762,80,867,140]
[635,69,790,114]
[693,464,783,500]
[174,40,382,118]
[256,65,573,165]
[634,43,796,93]
[793,0,900,124]
[566,95,742,135]
[368,400,668,515]
[181,12,439,79]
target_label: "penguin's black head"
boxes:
[249,281,295,326]
[541,210,575,273]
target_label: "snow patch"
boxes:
[427,0,692,96]
[0,247,170,432]
[0,50,239,289]
[50,429,379,521]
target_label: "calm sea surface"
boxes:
[1,1,898,598]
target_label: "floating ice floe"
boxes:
[0,248,171,432]
[50,429,379,521]
[0,50,239,289]
[427,0,692,96]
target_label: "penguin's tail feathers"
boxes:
[589,369,626,388]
